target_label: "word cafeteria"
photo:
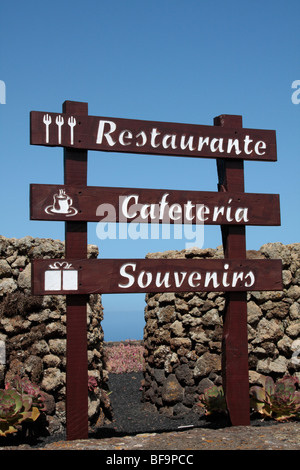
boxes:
[30,102,282,441]
[102,193,258,224]
[30,186,280,226]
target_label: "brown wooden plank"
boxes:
[63,101,89,442]
[31,257,282,295]
[30,183,281,226]
[65,295,88,441]
[30,110,277,161]
[220,291,250,423]
[215,114,250,426]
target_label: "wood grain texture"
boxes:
[30,102,281,434]
[31,257,283,295]
[30,110,277,161]
[30,183,281,226]
[215,114,250,426]
[63,101,89,441]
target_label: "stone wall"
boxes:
[0,236,111,434]
[142,242,300,417]
[1,236,299,427]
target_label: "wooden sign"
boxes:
[30,183,281,226]
[30,110,277,161]
[29,101,282,435]
[31,258,283,295]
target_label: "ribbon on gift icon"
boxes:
[44,262,78,291]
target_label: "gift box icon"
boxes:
[44,262,78,291]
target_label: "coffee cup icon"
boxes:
[45,189,78,216]
[53,189,72,213]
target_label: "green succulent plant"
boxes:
[10,376,46,411]
[250,375,300,422]
[198,385,227,415]
[0,388,40,436]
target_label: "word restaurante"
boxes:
[96,119,267,157]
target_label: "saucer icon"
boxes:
[45,189,78,217]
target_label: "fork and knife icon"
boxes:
[43,114,76,145]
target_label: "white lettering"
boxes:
[212,201,249,223]
[112,193,252,226]
[121,195,138,219]
[118,264,257,291]
[106,455,140,467]
[95,120,269,159]
[140,203,156,220]
[235,207,249,222]
[244,135,253,154]
[159,193,170,220]
[222,263,230,287]
[197,136,209,151]
[119,129,132,146]
[162,134,177,149]
[254,141,266,155]
[119,263,136,288]
[180,134,196,151]
[138,271,152,288]
[232,271,244,287]
[188,271,201,287]
[204,272,220,288]
[136,130,147,147]
[174,271,187,287]
[244,271,255,287]
[210,138,224,153]
[150,128,161,148]
[227,138,242,155]
[184,200,195,221]
[169,203,182,221]
[156,272,171,288]
[96,120,117,146]
[226,198,234,222]
[212,205,224,221]
[197,205,210,221]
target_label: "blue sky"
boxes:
[1,0,299,340]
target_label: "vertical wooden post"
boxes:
[63,100,89,440]
[215,115,250,426]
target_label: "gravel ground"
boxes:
[0,372,299,451]
[102,371,227,434]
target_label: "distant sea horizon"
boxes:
[102,309,145,342]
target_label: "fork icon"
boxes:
[43,114,52,143]
[68,116,76,145]
[56,115,64,144]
